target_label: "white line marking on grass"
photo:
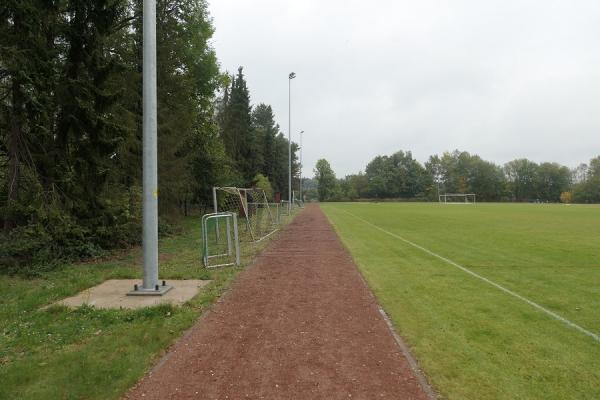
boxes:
[338,208,600,343]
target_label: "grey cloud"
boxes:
[210,0,600,176]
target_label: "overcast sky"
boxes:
[209,0,600,177]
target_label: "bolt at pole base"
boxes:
[127,283,173,296]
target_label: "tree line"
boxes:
[217,67,299,195]
[313,151,600,203]
[0,0,297,269]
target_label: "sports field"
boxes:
[322,202,600,400]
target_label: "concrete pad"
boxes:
[55,279,211,309]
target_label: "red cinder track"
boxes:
[125,204,431,400]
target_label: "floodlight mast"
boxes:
[288,72,296,213]
[299,130,304,202]
[130,0,170,295]
[142,0,158,290]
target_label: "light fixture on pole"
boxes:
[129,0,171,296]
[288,72,296,213]
[299,130,304,203]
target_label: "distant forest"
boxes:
[0,0,299,269]
[311,151,600,204]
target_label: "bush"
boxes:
[0,212,102,276]
[560,191,572,204]
[253,173,273,201]
[0,186,144,275]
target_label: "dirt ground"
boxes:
[125,204,432,399]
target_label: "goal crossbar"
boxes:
[212,186,278,242]
[439,193,477,204]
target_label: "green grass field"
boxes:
[322,202,600,400]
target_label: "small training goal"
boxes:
[212,187,278,242]
[439,193,477,204]
[292,190,304,209]
[201,212,240,268]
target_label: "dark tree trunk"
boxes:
[5,78,24,231]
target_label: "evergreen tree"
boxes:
[252,103,279,182]
[0,0,224,267]
[220,67,254,182]
[272,133,290,194]
[54,0,130,224]
[217,75,299,193]
[0,0,62,229]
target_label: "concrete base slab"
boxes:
[55,279,211,309]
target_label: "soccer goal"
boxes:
[212,187,278,242]
[201,212,240,268]
[439,193,477,204]
[292,190,304,209]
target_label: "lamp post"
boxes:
[299,130,304,202]
[129,0,170,296]
[288,72,296,212]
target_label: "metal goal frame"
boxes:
[439,193,477,204]
[212,186,278,242]
[201,212,240,268]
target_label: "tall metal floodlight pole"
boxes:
[299,130,304,202]
[129,0,171,296]
[288,72,296,212]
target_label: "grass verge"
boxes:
[0,212,298,400]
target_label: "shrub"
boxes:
[560,191,573,204]
[253,174,273,201]
[0,186,144,275]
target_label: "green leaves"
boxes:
[314,159,338,201]
[365,151,429,199]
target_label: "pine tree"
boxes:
[52,0,131,225]
[0,0,224,265]
[0,0,62,229]
[251,104,279,183]
[221,67,253,181]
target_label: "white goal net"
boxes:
[439,193,477,204]
[292,190,304,209]
[212,187,278,241]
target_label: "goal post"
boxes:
[201,212,240,268]
[439,193,477,204]
[213,187,278,242]
[292,190,304,209]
